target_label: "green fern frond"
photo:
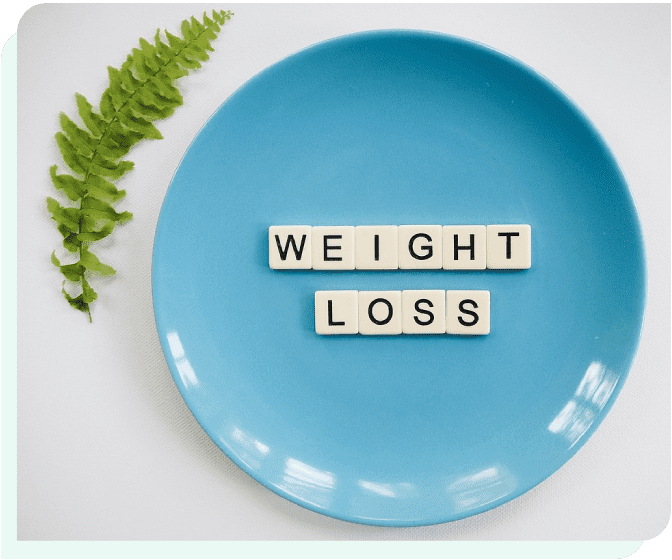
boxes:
[48,9,233,321]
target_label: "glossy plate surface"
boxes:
[152,31,646,526]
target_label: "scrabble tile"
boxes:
[312,226,356,270]
[398,225,443,269]
[315,291,358,334]
[486,224,531,269]
[443,225,486,270]
[269,226,312,269]
[358,291,402,335]
[402,290,446,334]
[355,226,399,269]
[446,290,490,335]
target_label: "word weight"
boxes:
[270,225,531,270]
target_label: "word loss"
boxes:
[315,290,490,336]
[269,224,531,270]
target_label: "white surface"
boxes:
[358,291,402,335]
[443,225,487,270]
[446,290,491,336]
[312,226,355,269]
[315,290,358,335]
[486,224,532,269]
[398,225,443,269]
[269,225,312,269]
[401,290,446,335]
[355,225,399,270]
[17,3,669,540]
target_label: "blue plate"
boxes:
[152,31,646,526]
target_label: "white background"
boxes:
[12,2,670,545]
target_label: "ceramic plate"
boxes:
[152,31,646,526]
